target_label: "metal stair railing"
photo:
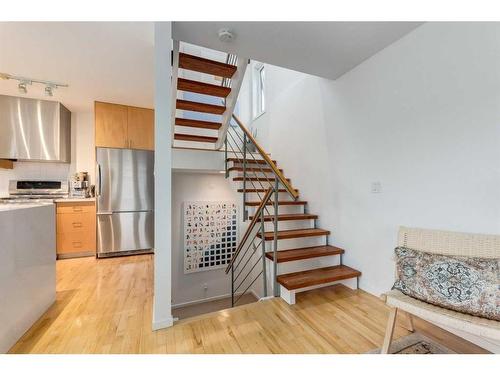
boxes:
[221,55,299,304]
[225,188,279,305]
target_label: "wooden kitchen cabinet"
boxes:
[127,106,154,150]
[56,201,96,258]
[95,102,128,148]
[95,101,154,150]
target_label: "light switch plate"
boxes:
[371,182,382,193]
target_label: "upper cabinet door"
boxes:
[95,102,128,148]
[127,107,154,150]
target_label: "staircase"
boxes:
[224,115,361,305]
[171,41,247,149]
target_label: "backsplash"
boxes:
[0,162,71,197]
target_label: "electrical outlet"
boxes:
[371,181,382,194]
[202,283,208,291]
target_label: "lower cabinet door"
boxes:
[97,211,154,255]
[57,231,95,254]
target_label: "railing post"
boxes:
[273,178,279,297]
[224,135,228,178]
[242,133,248,221]
[231,263,235,307]
[261,209,268,298]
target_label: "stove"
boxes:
[1,180,69,202]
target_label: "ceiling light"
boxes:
[18,82,28,94]
[218,29,235,43]
[45,85,54,97]
[1,72,67,96]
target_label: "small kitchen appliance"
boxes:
[70,172,90,198]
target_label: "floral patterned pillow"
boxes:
[393,247,499,321]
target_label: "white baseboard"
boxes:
[172,290,257,309]
[152,316,174,331]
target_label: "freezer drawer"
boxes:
[97,211,154,255]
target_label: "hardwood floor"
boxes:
[8,255,488,354]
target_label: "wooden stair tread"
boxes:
[266,245,344,263]
[245,200,307,207]
[177,78,231,98]
[250,213,318,222]
[228,166,283,173]
[175,118,221,130]
[238,188,298,193]
[179,52,237,78]
[227,158,276,165]
[176,99,225,115]
[277,265,361,290]
[174,134,218,143]
[233,177,290,182]
[257,228,330,240]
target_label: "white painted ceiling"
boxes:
[0,22,422,114]
[0,22,154,113]
[173,22,423,79]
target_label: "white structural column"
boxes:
[152,21,174,330]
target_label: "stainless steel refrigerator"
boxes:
[96,148,154,257]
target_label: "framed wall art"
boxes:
[183,201,238,274]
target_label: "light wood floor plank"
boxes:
[8,255,489,354]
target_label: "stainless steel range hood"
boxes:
[0,94,71,163]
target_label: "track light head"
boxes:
[45,85,54,97]
[18,82,28,94]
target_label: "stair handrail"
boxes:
[225,187,273,274]
[230,113,299,201]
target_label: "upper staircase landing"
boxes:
[171,42,247,150]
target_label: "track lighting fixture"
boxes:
[45,85,54,97]
[1,72,68,96]
[18,82,28,94]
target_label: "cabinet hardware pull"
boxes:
[72,241,82,248]
[72,222,83,228]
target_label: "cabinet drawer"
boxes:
[56,201,95,214]
[57,212,95,234]
[57,231,96,254]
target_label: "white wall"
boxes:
[171,172,243,306]
[0,111,95,196]
[241,22,500,297]
[71,112,95,183]
[152,21,173,330]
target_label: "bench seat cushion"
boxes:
[393,247,499,321]
[385,289,500,341]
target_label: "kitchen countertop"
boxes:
[53,197,96,203]
[0,201,54,211]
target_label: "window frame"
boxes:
[251,63,266,120]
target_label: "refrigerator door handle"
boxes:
[96,163,102,196]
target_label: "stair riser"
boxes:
[278,278,358,305]
[261,236,328,251]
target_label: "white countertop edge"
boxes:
[53,197,96,203]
